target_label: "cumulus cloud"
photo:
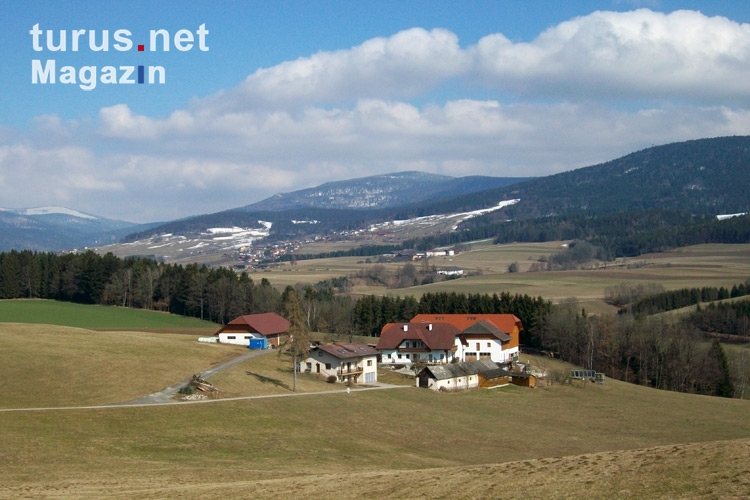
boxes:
[473,9,750,101]
[5,9,750,222]
[208,27,468,111]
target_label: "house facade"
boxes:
[411,314,522,364]
[215,312,291,347]
[376,322,460,365]
[302,343,379,384]
[416,360,507,391]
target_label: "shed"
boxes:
[510,372,536,388]
[417,360,504,392]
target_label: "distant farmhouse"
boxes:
[437,266,463,276]
[215,312,290,348]
[377,314,522,366]
[302,342,379,384]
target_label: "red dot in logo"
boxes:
[138,44,145,52]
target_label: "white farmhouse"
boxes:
[302,343,379,384]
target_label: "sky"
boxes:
[2,0,750,223]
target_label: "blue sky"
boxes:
[2,1,750,222]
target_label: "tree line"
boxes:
[535,301,738,398]
[687,300,750,338]
[351,291,552,340]
[616,280,750,316]
[0,250,282,324]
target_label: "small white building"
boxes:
[302,343,379,384]
[437,266,463,276]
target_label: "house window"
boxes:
[367,360,372,367]
[476,342,480,351]
[398,354,402,360]
[325,363,331,370]
[487,342,491,348]
[227,336,236,340]
[245,336,251,339]
[305,362,311,372]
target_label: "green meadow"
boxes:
[0,299,218,331]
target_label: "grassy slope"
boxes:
[0,323,246,407]
[1,381,749,499]
[1,323,750,498]
[0,299,218,330]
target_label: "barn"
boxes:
[214,312,291,347]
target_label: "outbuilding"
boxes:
[215,312,291,347]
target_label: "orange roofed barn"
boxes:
[215,313,291,347]
[410,314,522,364]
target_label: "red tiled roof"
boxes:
[377,322,458,351]
[411,314,522,334]
[316,343,379,360]
[216,313,291,336]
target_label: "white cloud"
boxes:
[473,9,750,101]
[5,9,750,222]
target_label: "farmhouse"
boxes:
[215,312,291,347]
[411,314,522,364]
[302,343,379,384]
[416,360,509,391]
[377,322,460,365]
[437,266,463,276]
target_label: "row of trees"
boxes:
[687,300,750,338]
[616,280,750,316]
[537,301,738,397]
[351,291,552,341]
[0,250,282,324]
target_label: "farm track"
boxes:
[0,348,409,413]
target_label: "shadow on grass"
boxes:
[246,371,291,390]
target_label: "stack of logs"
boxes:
[189,374,218,394]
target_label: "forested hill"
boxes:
[453,136,750,222]
[241,172,529,211]
[122,136,750,243]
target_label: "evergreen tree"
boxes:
[281,286,310,392]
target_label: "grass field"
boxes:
[2,319,750,498]
[3,244,750,499]
[0,299,218,331]
[260,242,750,315]
[0,323,246,407]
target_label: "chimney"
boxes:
[428,323,433,331]
[403,324,408,331]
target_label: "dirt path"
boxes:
[119,348,272,405]
[0,349,410,412]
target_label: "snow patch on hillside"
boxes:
[19,206,98,220]
[717,213,747,220]
[369,199,520,232]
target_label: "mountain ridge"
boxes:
[241,171,530,211]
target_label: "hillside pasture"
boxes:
[0,299,218,331]
[1,372,749,498]
[0,323,244,408]
[265,242,750,315]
